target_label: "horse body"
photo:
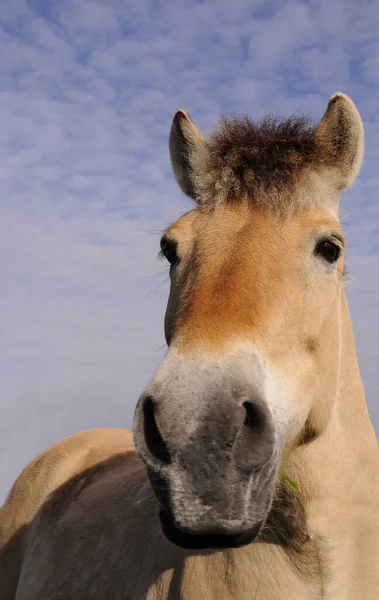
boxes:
[1,93,379,598]
[4,305,379,599]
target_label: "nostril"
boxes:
[243,401,265,432]
[143,397,172,465]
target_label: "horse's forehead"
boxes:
[167,202,341,252]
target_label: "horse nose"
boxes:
[133,362,280,547]
[134,387,275,473]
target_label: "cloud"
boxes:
[0,0,378,500]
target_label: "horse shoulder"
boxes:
[0,427,134,600]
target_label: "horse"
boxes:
[1,92,379,599]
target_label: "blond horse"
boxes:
[1,93,379,599]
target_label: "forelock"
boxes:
[193,114,331,213]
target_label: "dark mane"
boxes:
[196,113,326,209]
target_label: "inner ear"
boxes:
[315,93,364,190]
[169,110,208,202]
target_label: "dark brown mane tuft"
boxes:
[196,113,327,210]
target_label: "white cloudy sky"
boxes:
[0,0,378,501]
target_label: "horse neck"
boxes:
[288,291,379,502]
[323,291,378,476]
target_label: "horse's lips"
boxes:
[159,508,263,550]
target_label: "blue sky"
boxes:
[0,0,378,500]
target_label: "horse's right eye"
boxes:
[160,238,179,265]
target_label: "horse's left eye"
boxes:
[315,240,341,264]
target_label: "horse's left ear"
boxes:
[316,93,364,190]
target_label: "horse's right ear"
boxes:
[169,110,208,202]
